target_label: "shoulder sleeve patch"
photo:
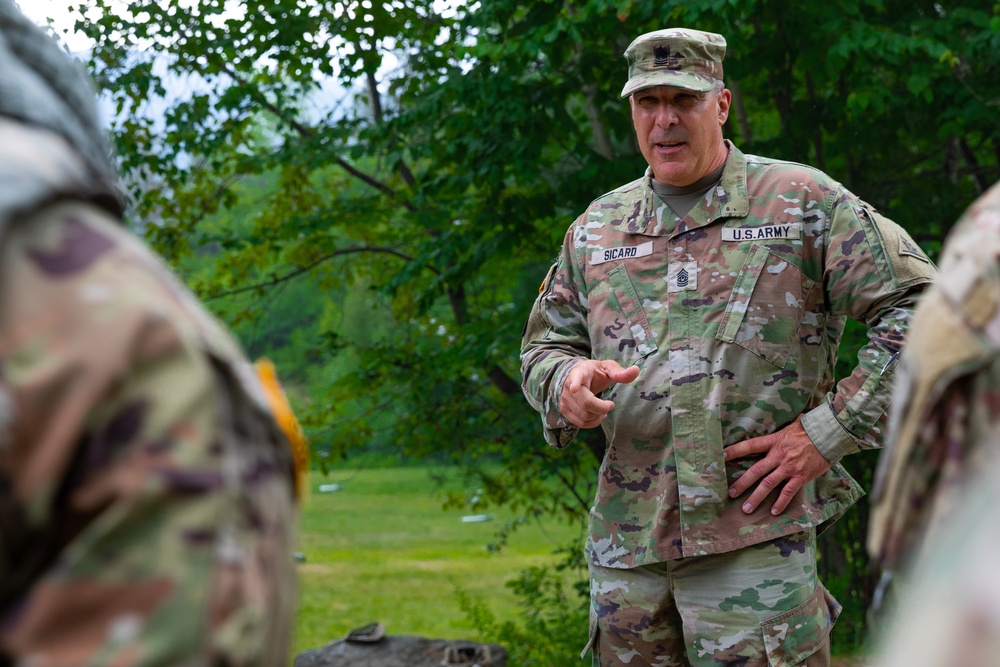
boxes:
[897,233,926,261]
[538,262,557,295]
[523,263,558,341]
[861,204,937,287]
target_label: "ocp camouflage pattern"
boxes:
[521,141,936,568]
[589,530,840,666]
[869,181,1000,667]
[869,180,1000,574]
[0,124,298,665]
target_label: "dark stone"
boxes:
[294,635,508,667]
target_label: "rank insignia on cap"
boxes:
[620,28,726,98]
[653,46,683,70]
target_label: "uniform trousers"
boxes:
[586,529,839,667]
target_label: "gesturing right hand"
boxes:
[560,359,640,428]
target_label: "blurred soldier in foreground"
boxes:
[869,181,1000,666]
[0,1,298,664]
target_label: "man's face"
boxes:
[630,85,731,186]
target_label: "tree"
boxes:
[61,0,1000,649]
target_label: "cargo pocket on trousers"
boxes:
[761,585,841,667]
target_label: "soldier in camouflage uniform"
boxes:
[0,2,298,665]
[868,181,1000,666]
[520,28,936,666]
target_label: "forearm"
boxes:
[521,337,586,447]
[804,293,924,463]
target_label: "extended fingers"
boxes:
[740,469,793,514]
[559,359,640,429]
[728,421,826,516]
[740,475,805,515]
[605,362,640,385]
[728,455,779,498]
[735,468,807,516]
[769,480,804,515]
[723,435,773,462]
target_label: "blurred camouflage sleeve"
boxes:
[868,181,1000,571]
[520,224,591,448]
[867,186,1000,667]
[799,191,937,464]
[0,201,297,665]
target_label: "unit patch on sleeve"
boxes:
[721,224,801,242]
[590,241,654,265]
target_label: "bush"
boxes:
[458,556,590,666]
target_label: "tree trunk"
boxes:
[582,83,615,160]
[729,79,753,145]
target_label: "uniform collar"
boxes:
[627,139,750,237]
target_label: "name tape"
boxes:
[590,240,654,265]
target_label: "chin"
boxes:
[653,167,692,186]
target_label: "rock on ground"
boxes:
[294,635,507,667]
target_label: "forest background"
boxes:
[35,0,1000,661]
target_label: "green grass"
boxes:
[291,466,585,656]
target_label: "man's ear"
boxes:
[718,88,732,124]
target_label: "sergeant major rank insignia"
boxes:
[667,261,698,292]
[653,46,683,70]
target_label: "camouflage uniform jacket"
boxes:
[869,181,1000,575]
[521,141,935,568]
[0,121,298,666]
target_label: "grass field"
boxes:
[291,466,586,657]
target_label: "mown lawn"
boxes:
[291,466,585,657]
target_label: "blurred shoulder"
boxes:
[0,199,268,405]
[932,182,1000,341]
[0,199,236,351]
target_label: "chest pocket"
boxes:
[587,264,659,367]
[717,244,817,368]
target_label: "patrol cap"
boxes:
[621,28,726,98]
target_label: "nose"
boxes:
[654,102,679,128]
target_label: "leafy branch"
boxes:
[203,245,423,300]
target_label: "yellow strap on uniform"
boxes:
[254,358,309,501]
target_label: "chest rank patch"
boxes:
[721,224,801,242]
[666,261,698,292]
[590,241,653,266]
